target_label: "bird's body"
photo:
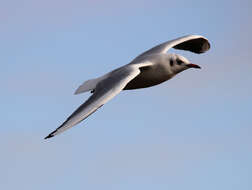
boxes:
[125,54,174,90]
[45,35,210,139]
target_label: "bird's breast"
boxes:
[124,65,172,90]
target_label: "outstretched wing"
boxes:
[136,35,210,58]
[45,63,152,139]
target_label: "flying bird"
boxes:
[45,35,210,139]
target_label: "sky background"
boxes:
[1,0,251,189]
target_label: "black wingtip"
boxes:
[44,133,54,139]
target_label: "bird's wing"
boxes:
[45,62,152,139]
[136,35,210,58]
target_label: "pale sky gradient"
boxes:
[1,0,251,189]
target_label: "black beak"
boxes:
[187,63,201,69]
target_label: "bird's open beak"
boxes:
[187,63,201,69]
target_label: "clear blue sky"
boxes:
[1,0,251,189]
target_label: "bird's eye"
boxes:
[177,60,183,65]
[170,60,174,66]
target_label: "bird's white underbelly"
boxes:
[124,66,172,90]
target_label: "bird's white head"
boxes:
[168,54,201,75]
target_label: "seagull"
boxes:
[45,35,210,139]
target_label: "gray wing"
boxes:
[136,35,210,58]
[45,63,151,139]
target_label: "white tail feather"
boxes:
[74,78,99,94]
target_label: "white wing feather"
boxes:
[136,35,210,59]
[45,63,152,139]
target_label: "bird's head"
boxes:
[168,54,201,75]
